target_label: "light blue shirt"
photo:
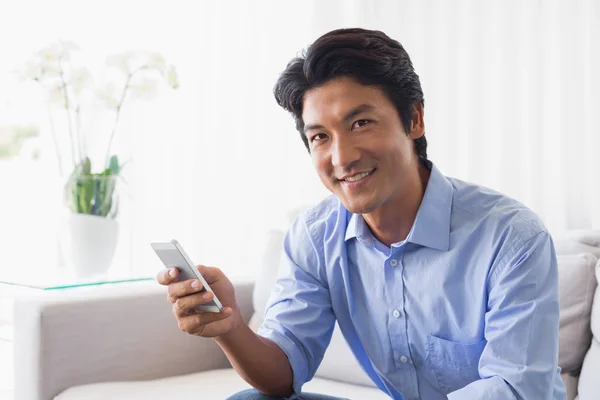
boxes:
[258,162,566,400]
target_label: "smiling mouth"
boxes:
[339,169,376,183]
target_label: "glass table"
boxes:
[0,264,153,291]
[0,263,155,338]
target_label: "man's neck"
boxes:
[363,162,431,247]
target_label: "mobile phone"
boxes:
[151,239,223,313]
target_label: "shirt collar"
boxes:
[344,161,453,251]
[345,207,375,246]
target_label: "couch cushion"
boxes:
[252,229,286,318]
[252,205,312,317]
[578,258,600,397]
[557,253,598,372]
[577,338,600,400]
[314,324,375,387]
[554,230,600,258]
[561,371,579,400]
[578,337,600,400]
[591,260,600,344]
[55,368,389,400]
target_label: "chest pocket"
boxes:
[427,334,486,393]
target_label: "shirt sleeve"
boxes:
[448,231,566,400]
[257,215,336,395]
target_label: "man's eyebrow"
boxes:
[304,123,325,134]
[342,104,375,122]
[303,104,376,134]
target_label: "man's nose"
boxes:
[331,136,360,170]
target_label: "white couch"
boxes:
[13,230,600,400]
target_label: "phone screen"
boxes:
[151,241,223,312]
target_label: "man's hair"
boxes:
[274,28,427,160]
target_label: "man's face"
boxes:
[302,76,421,214]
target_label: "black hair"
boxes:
[274,28,427,160]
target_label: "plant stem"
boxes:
[46,103,64,177]
[37,80,65,177]
[104,90,125,168]
[104,65,147,168]
[58,57,78,166]
[76,104,84,161]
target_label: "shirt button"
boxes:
[399,356,409,363]
[390,259,398,267]
[392,309,401,318]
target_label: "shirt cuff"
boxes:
[447,376,518,400]
[258,326,308,395]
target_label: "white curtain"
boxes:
[1,0,598,278]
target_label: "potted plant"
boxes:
[18,41,179,276]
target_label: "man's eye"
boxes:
[352,119,371,129]
[311,133,327,142]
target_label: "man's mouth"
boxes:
[339,169,376,182]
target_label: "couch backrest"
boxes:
[558,232,600,399]
[556,253,598,372]
[578,258,600,398]
[251,225,600,390]
[554,231,600,258]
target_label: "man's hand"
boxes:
[156,265,241,337]
[158,264,293,397]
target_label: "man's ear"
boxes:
[409,103,425,139]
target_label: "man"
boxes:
[157,28,566,400]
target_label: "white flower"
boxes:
[37,41,79,63]
[107,52,134,75]
[31,42,69,80]
[166,64,179,89]
[16,61,43,82]
[35,48,61,79]
[144,51,167,75]
[40,63,61,78]
[47,83,66,108]
[95,83,119,110]
[129,78,158,101]
[70,67,92,95]
[58,41,79,59]
[37,44,61,64]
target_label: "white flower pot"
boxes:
[60,213,119,277]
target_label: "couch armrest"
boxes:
[13,279,255,400]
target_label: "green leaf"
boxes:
[68,159,90,214]
[97,178,116,217]
[77,175,94,214]
[82,157,91,175]
[70,178,81,213]
[65,157,119,216]
[108,155,120,175]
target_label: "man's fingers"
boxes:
[172,291,215,317]
[177,308,233,334]
[195,307,232,326]
[196,265,223,284]
[156,267,179,285]
[167,277,204,303]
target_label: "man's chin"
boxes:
[340,197,378,215]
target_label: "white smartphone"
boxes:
[151,239,223,313]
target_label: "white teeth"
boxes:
[345,171,372,182]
